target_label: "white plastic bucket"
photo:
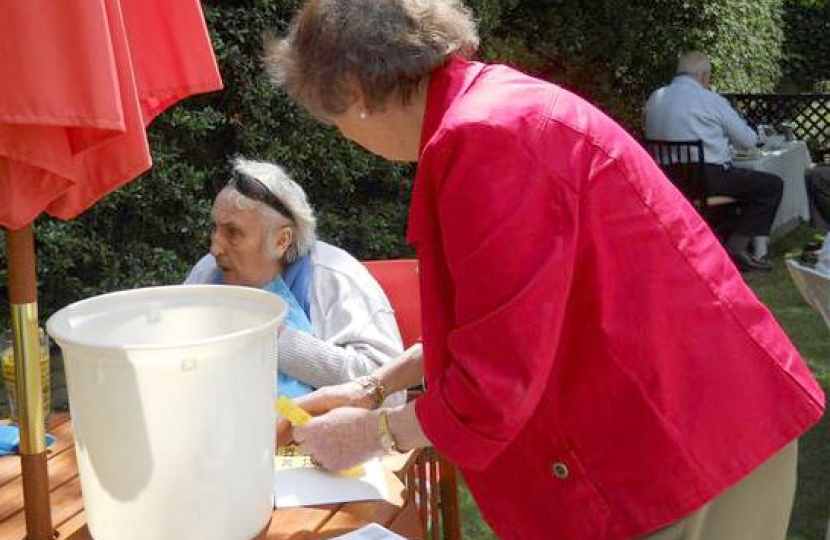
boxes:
[46,285,285,540]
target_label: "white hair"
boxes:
[227,157,316,263]
[677,51,711,80]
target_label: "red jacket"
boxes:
[412,58,824,540]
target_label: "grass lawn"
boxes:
[458,224,830,540]
[746,226,829,540]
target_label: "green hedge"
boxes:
[482,0,784,131]
[781,0,830,92]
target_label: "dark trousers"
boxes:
[703,164,783,237]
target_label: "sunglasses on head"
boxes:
[228,171,295,222]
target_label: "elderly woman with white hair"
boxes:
[186,157,404,402]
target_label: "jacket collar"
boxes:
[671,73,704,89]
[419,56,486,155]
[407,57,486,246]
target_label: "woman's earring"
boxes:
[359,110,368,119]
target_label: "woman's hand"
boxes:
[293,407,383,472]
[276,380,373,446]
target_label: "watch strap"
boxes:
[378,409,398,453]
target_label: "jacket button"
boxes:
[551,461,569,480]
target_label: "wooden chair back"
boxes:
[362,259,462,540]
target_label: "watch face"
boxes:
[357,375,385,409]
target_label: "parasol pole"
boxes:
[6,224,53,540]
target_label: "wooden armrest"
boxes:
[706,195,737,206]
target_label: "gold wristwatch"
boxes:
[356,374,386,409]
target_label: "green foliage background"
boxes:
[782,0,830,92]
[484,0,785,129]
[1,0,829,321]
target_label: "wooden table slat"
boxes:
[386,496,423,540]
[0,446,79,522]
[0,413,74,486]
[261,504,340,540]
[0,475,85,539]
[0,415,424,540]
[319,499,402,537]
[56,511,94,540]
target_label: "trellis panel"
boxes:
[725,93,830,163]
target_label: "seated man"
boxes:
[818,236,830,276]
[186,157,404,402]
[806,165,830,230]
[644,51,783,271]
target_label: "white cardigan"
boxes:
[186,241,404,401]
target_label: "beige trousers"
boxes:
[640,441,798,540]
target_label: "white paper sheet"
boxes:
[274,457,390,508]
[324,522,409,540]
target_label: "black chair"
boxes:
[643,139,738,237]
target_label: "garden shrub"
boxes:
[482,0,784,132]
[781,0,830,92]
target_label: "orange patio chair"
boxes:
[363,259,424,351]
[362,259,462,540]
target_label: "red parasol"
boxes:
[0,1,222,537]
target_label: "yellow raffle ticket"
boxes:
[275,444,317,470]
[275,395,312,426]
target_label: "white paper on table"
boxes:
[274,457,390,508]
[323,523,409,540]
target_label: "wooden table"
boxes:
[0,414,424,540]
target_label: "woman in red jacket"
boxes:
[266,1,825,539]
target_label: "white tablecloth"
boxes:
[733,140,812,239]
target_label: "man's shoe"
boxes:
[733,251,773,271]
